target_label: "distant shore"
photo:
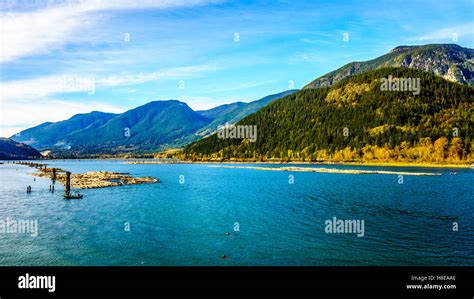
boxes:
[1,157,474,168]
[124,159,473,168]
[3,157,472,168]
[330,161,472,168]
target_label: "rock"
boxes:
[18,162,159,189]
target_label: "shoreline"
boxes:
[3,159,472,169]
[126,160,473,168]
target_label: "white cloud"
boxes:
[98,65,217,87]
[0,65,217,101]
[1,75,94,100]
[1,3,93,63]
[0,0,221,63]
[410,22,474,41]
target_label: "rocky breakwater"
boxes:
[48,171,159,189]
[15,162,159,189]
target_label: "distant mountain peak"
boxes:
[11,98,212,154]
[305,44,474,89]
[389,45,416,53]
[69,110,117,120]
[140,99,190,108]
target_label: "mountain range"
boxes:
[10,90,296,155]
[8,44,474,160]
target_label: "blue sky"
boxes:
[0,0,473,136]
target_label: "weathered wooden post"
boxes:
[65,171,71,196]
[52,168,56,181]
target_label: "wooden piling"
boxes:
[65,171,71,196]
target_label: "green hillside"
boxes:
[184,68,474,163]
[0,138,42,160]
[11,111,118,149]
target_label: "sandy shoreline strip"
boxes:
[123,160,472,168]
[208,165,443,176]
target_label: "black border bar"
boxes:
[0,266,472,298]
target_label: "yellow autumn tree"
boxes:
[316,149,329,161]
[362,145,374,161]
[448,137,463,161]
[332,150,344,162]
[342,147,355,161]
[433,137,449,162]
[397,141,411,161]
[412,137,433,161]
[372,145,391,161]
